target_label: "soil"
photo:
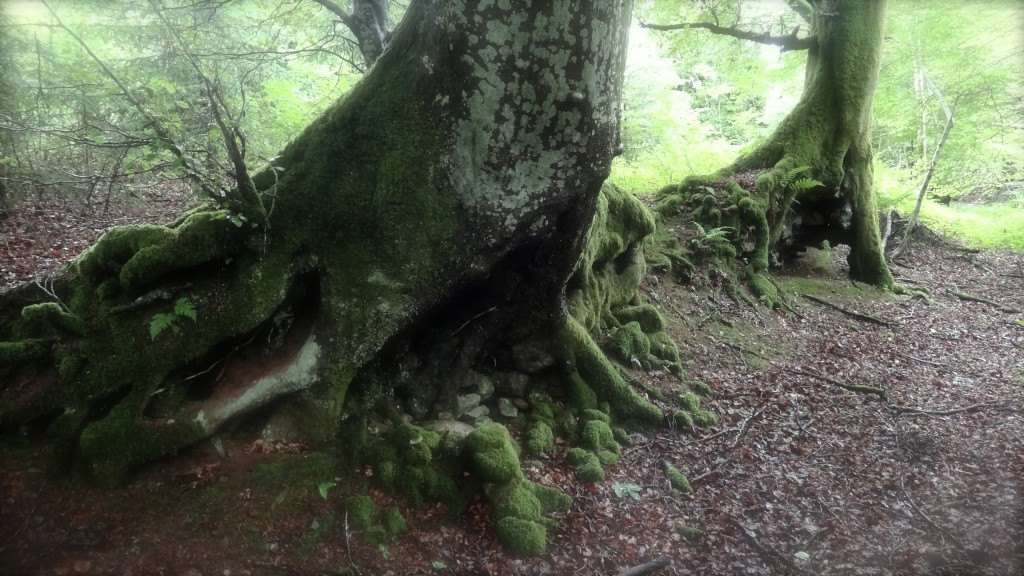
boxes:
[1,192,1022,576]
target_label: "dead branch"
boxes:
[730,519,799,572]
[896,352,948,368]
[800,293,895,327]
[786,368,888,400]
[889,63,955,262]
[692,407,765,484]
[944,290,1021,314]
[892,396,1022,417]
[615,557,670,576]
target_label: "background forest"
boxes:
[1,0,1022,253]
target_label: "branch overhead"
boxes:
[640,20,816,52]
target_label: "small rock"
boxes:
[463,405,489,422]
[456,393,481,417]
[477,375,495,399]
[422,419,476,440]
[498,398,518,418]
[436,411,454,420]
[513,398,529,410]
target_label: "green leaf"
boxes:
[149,313,177,341]
[612,481,642,500]
[317,481,336,500]
[174,297,197,322]
[432,560,447,570]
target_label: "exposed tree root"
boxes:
[944,290,1022,314]
[786,368,888,400]
[800,293,895,327]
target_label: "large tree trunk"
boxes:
[658,0,894,293]
[0,0,668,495]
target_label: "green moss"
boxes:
[529,483,571,514]
[691,381,714,397]
[564,447,589,466]
[389,423,441,453]
[363,526,388,546]
[495,517,546,556]
[0,339,50,376]
[579,420,617,454]
[596,450,619,467]
[579,409,610,424]
[492,481,542,521]
[663,463,693,494]
[403,442,433,466]
[382,506,408,535]
[613,321,651,362]
[347,495,376,529]
[524,421,554,456]
[464,422,522,484]
[613,304,665,333]
[612,427,632,446]
[21,303,85,335]
[673,410,694,432]
[575,456,605,483]
[676,523,704,542]
[555,318,662,424]
[679,392,701,412]
[693,411,718,427]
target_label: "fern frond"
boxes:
[790,177,824,192]
[150,313,177,341]
[174,297,197,322]
[779,165,812,188]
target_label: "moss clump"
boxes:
[492,481,543,520]
[596,450,619,467]
[693,411,718,427]
[691,381,714,397]
[579,408,611,424]
[529,483,571,514]
[346,495,376,529]
[613,304,665,333]
[663,462,693,494]
[579,420,618,454]
[679,392,701,412]
[566,448,605,483]
[363,526,388,546]
[612,427,632,446]
[382,506,408,535]
[389,423,441,453]
[613,321,651,362]
[673,410,694,432]
[495,517,547,556]
[464,422,522,484]
[524,421,554,457]
[677,522,704,542]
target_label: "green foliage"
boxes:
[612,482,642,500]
[149,297,197,340]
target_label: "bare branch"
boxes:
[640,20,816,52]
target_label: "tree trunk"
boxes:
[658,0,894,292]
[0,0,668,493]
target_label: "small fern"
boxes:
[789,177,823,192]
[149,297,198,340]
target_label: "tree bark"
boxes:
[0,0,655,487]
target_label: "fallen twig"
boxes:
[896,351,947,367]
[615,557,670,576]
[892,396,1022,417]
[800,293,894,326]
[786,368,888,400]
[692,407,765,484]
[730,519,799,572]
[944,290,1021,314]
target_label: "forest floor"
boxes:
[1,192,1022,576]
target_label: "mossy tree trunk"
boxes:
[0,0,667,487]
[660,0,894,291]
